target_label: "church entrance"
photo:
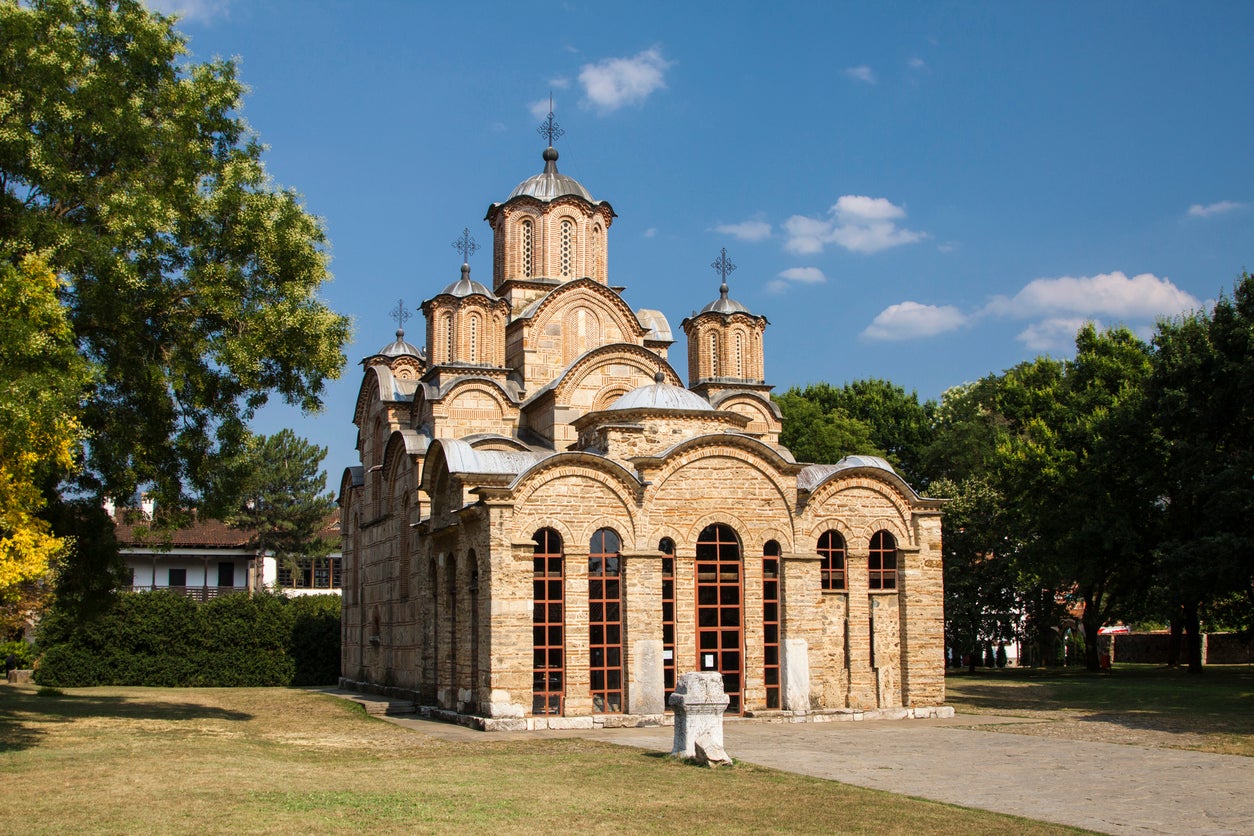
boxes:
[694,523,744,714]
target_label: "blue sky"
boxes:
[151,1,1253,476]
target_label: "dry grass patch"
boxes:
[0,684,1089,835]
[946,665,1254,756]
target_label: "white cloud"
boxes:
[783,195,926,255]
[765,279,790,294]
[862,302,967,341]
[145,0,231,23]
[550,77,572,90]
[777,266,826,284]
[530,98,556,119]
[643,228,657,238]
[844,65,876,84]
[579,48,672,113]
[713,220,772,242]
[983,271,1201,321]
[908,57,927,70]
[1016,318,1096,352]
[1188,200,1244,218]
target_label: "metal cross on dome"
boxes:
[537,95,564,146]
[452,228,480,263]
[711,248,737,283]
[389,298,411,330]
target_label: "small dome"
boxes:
[699,281,751,315]
[379,329,422,358]
[609,376,713,412]
[507,146,594,202]
[440,263,497,299]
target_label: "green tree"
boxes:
[995,326,1160,670]
[775,379,935,485]
[0,0,351,515]
[1149,273,1254,672]
[228,430,336,579]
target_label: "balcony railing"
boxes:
[127,585,243,601]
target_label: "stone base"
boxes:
[6,669,33,685]
[743,705,955,723]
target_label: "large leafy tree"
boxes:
[994,326,1160,670]
[227,430,336,576]
[1149,273,1254,672]
[0,0,351,514]
[0,255,89,607]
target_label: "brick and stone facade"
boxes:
[339,137,946,729]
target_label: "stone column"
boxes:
[780,552,820,712]
[845,543,876,708]
[622,550,665,716]
[563,546,593,716]
[669,671,730,759]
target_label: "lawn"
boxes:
[0,684,1087,835]
[945,664,1254,756]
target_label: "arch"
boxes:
[545,342,682,407]
[695,522,745,714]
[869,529,898,591]
[532,527,565,716]
[518,279,650,347]
[588,527,624,713]
[562,305,601,364]
[817,529,847,591]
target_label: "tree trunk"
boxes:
[1183,600,1204,674]
[1082,600,1102,672]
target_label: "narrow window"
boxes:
[560,219,573,277]
[709,332,720,377]
[763,541,781,709]
[468,316,478,364]
[522,219,534,278]
[588,528,624,713]
[869,530,898,590]
[660,538,676,704]
[592,225,602,280]
[532,529,565,715]
[443,313,454,364]
[735,332,744,378]
[818,530,847,591]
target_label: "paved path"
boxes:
[367,702,1254,836]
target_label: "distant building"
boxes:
[339,122,946,729]
[111,506,342,598]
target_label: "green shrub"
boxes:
[2,640,36,668]
[34,591,341,687]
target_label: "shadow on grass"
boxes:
[0,686,252,753]
[946,665,1254,737]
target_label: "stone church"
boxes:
[339,120,947,729]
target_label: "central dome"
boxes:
[507,147,594,202]
[609,374,713,412]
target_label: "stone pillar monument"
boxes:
[669,671,732,765]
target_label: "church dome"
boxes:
[507,147,594,202]
[609,373,713,412]
[378,329,422,358]
[699,281,752,315]
[440,263,497,299]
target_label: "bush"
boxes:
[2,640,37,668]
[34,591,341,687]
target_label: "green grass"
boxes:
[0,685,1088,835]
[946,664,1254,756]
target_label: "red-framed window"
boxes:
[818,530,847,591]
[763,540,781,709]
[532,528,564,715]
[869,530,898,591]
[660,538,676,705]
[695,523,744,714]
[588,528,624,713]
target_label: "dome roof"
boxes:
[507,147,593,202]
[608,373,713,412]
[378,329,422,358]
[699,281,752,315]
[440,263,497,299]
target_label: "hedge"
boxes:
[34,591,341,688]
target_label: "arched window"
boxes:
[695,523,744,713]
[735,332,744,378]
[532,528,564,715]
[592,225,602,281]
[560,219,574,277]
[709,331,720,377]
[659,537,676,701]
[588,528,623,713]
[762,540,781,709]
[468,315,478,364]
[521,219,534,278]
[869,530,898,590]
[442,312,454,364]
[818,530,846,591]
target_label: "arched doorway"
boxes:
[694,523,744,713]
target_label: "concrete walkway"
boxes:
[360,699,1254,836]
